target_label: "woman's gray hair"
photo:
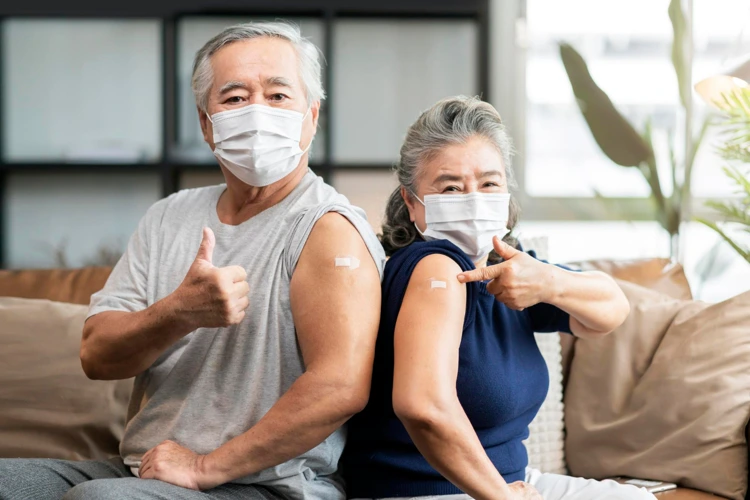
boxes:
[191,21,325,112]
[381,95,521,258]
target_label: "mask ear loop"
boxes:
[408,189,429,238]
[409,189,426,207]
[299,106,315,155]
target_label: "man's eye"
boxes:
[443,186,461,193]
[225,96,244,104]
[484,182,500,187]
[270,93,288,102]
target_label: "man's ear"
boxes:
[310,100,321,131]
[401,186,416,223]
[198,107,213,147]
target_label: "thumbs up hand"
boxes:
[456,236,555,311]
[175,227,250,328]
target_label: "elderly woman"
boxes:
[342,96,654,500]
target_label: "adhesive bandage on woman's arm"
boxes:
[429,278,447,290]
[334,256,360,270]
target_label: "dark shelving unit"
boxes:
[0,0,490,267]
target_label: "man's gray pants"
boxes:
[0,457,282,500]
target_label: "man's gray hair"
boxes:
[191,21,325,112]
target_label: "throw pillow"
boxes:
[0,297,132,460]
[564,281,750,500]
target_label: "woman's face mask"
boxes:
[412,192,511,262]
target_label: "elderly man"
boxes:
[0,21,384,500]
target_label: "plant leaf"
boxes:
[695,218,750,263]
[559,42,654,167]
[640,121,669,231]
[668,0,691,110]
[694,239,733,283]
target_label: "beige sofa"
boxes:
[0,263,743,499]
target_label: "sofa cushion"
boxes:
[564,281,750,500]
[566,258,692,300]
[0,297,132,460]
[0,267,112,305]
[560,258,692,387]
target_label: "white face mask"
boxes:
[209,104,312,187]
[413,191,511,262]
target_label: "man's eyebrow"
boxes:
[218,81,248,95]
[264,76,294,88]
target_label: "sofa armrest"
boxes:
[655,488,723,499]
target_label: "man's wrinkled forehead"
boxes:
[209,38,302,92]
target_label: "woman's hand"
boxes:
[508,481,543,499]
[459,235,630,336]
[457,236,557,311]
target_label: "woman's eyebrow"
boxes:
[478,170,504,179]
[433,173,464,183]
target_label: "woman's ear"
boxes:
[401,186,416,223]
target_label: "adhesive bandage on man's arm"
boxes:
[334,256,360,270]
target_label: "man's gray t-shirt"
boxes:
[87,170,386,499]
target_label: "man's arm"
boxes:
[81,227,249,380]
[139,212,381,489]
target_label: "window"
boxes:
[691,0,750,197]
[5,173,160,268]
[331,19,478,164]
[2,19,162,163]
[524,0,675,198]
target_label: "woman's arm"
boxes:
[392,254,512,500]
[457,237,629,338]
[544,267,630,338]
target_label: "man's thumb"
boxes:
[493,235,519,261]
[196,227,215,264]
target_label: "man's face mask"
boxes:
[209,104,312,187]
[413,191,511,262]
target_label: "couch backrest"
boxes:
[0,267,112,305]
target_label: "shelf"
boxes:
[0,0,483,18]
[0,162,398,173]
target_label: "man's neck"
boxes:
[216,161,308,226]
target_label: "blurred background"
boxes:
[0,0,748,302]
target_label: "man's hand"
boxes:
[508,481,543,500]
[173,227,250,329]
[457,236,557,311]
[139,440,222,491]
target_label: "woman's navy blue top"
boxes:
[342,240,573,498]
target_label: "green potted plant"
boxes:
[695,88,750,263]
[558,0,708,261]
